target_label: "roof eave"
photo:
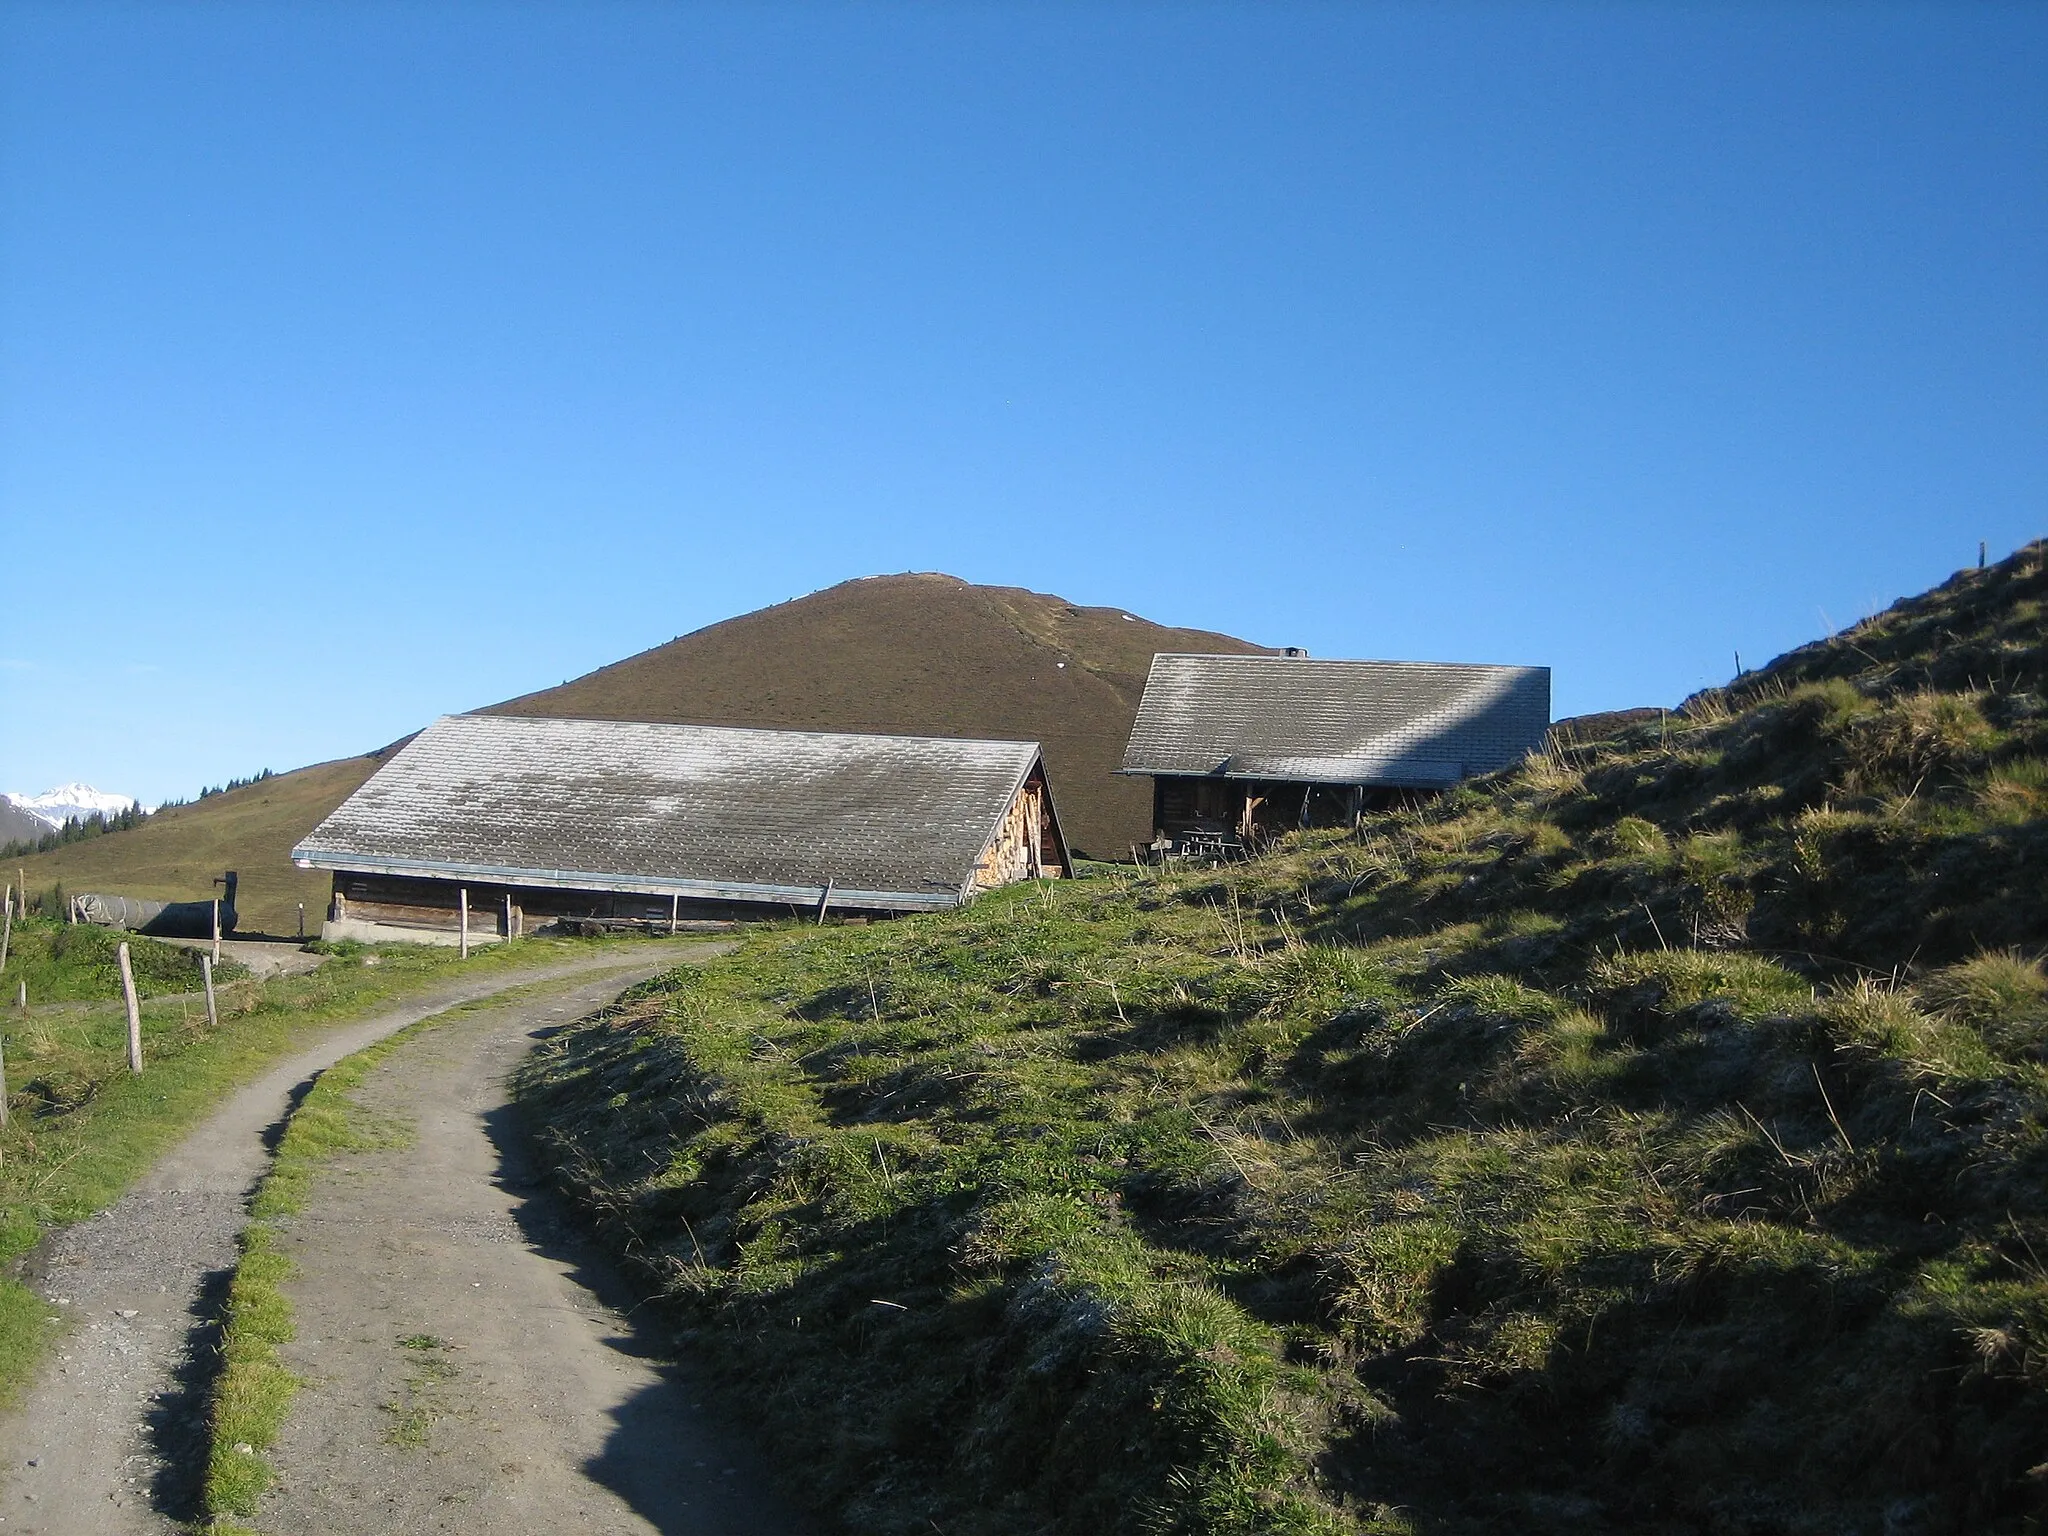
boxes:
[1116,763,1464,787]
[290,848,964,912]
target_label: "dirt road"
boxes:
[248,967,819,1533]
[0,944,720,1535]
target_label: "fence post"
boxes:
[504,892,513,941]
[670,892,679,935]
[202,954,218,1031]
[118,942,143,1073]
[212,899,222,967]
[297,902,305,940]
[1,888,11,973]
[459,888,470,959]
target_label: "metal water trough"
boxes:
[73,872,238,939]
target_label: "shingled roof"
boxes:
[293,714,1056,911]
[1120,654,1551,788]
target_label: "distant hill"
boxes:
[9,755,382,937]
[487,573,1276,855]
[11,575,1272,926]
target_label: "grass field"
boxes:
[518,546,2048,1535]
[0,916,250,1003]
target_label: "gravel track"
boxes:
[249,965,818,1534]
[0,944,717,1535]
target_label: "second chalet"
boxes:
[294,714,1069,944]
[1120,652,1550,853]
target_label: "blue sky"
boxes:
[3,2,2042,805]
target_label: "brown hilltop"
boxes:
[485,573,1275,855]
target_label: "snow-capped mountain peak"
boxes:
[2,784,148,830]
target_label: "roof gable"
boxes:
[1120,654,1550,786]
[294,715,1045,908]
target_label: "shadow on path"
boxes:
[479,1030,825,1536]
[145,1258,234,1523]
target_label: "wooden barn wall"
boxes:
[972,772,1066,892]
[329,871,765,933]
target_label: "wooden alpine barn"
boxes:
[291,713,1070,945]
[1119,652,1551,856]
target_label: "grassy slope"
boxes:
[1,916,249,1002]
[489,572,1274,856]
[10,753,382,937]
[518,546,2048,1536]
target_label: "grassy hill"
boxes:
[517,544,2048,1535]
[10,755,382,938]
[14,576,1268,928]
[489,572,1274,855]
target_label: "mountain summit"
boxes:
[3,784,145,831]
[486,573,1274,854]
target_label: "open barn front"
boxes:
[323,869,826,944]
[1146,776,1440,858]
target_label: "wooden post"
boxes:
[504,892,514,940]
[201,954,218,1031]
[118,942,142,1073]
[211,899,222,966]
[297,902,305,940]
[669,892,679,935]
[459,887,470,959]
[816,880,834,926]
[1,889,11,974]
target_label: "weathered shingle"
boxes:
[294,715,1045,909]
[1120,654,1550,786]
